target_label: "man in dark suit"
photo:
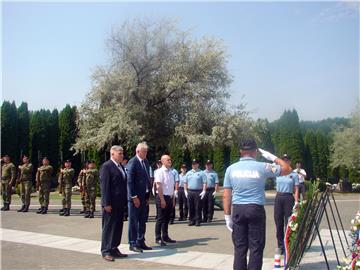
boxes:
[127,142,152,252]
[100,145,128,262]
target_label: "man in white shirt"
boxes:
[154,155,177,246]
[294,162,307,200]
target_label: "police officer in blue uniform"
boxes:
[169,166,179,224]
[176,164,188,221]
[202,160,219,223]
[274,154,299,255]
[223,139,292,270]
[184,159,207,226]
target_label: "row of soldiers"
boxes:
[0,154,99,217]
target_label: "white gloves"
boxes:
[199,190,206,200]
[293,201,299,210]
[258,148,278,162]
[212,191,216,197]
[152,186,156,196]
[224,214,233,232]
[174,190,178,198]
[184,189,188,198]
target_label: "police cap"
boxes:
[282,154,291,160]
[181,163,187,168]
[206,159,213,165]
[192,159,200,164]
[240,139,257,150]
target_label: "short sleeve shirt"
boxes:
[223,157,281,205]
[203,169,219,188]
[154,166,175,196]
[184,169,207,190]
[276,172,299,193]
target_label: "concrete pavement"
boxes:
[1,192,358,269]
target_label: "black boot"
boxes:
[3,203,10,211]
[59,208,66,216]
[64,208,70,216]
[17,205,26,212]
[89,211,94,218]
[59,208,65,213]
[23,205,29,212]
[41,207,48,214]
[37,206,44,214]
[84,211,90,218]
[79,207,86,214]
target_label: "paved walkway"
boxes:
[1,192,357,269]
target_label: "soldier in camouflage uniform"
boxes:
[17,155,33,212]
[36,157,53,214]
[1,155,17,211]
[84,160,99,218]
[77,161,88,214]
[58,160,74,216]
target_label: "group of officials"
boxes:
[2,139,305,269]
[99,142,221,261]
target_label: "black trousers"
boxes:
[202,187,215,221]
[188,189,202,224]
[170,198,176,221]
[299,182,306,199]
[232,204,266,270]
[155,195,173,240]
[178,187,188,219]
[274,193,294,253]
[101,205,125,256]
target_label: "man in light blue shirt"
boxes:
[274,154,299,254]
[176,164,188,221]
[202,160,219,223]
[184,159,207,226]
[169,167,179,224]
[223,139,292,270]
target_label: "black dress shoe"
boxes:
[102,255,115,262]
[155,240,167,246]
[188,222,195,226]
[129,246,143,253]
[139,243,152,250]
[163,237,176,243]
[195,222,201,227]
[112,250,128,258]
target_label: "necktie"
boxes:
[141,160,150,192]
[117,164,125,178]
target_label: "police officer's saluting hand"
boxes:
[222,139,292,270]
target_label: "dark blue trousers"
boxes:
[274,193,294,253]
[128,199,147,247]
[101,205,125,256]
[202,187,215,221]
[232,204,266,270]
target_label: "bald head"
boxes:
[161,155,172,169]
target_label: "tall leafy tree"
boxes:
[330,103,360,183]
[73,18,250,157]
[29,110,49,166]
[17,102,30,157]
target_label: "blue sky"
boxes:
[2,1,359,121]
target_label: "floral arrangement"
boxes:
[337,211,360,270]
[284,180,320,267]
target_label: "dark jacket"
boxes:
[100,160,127,208]
[127,156,151,201]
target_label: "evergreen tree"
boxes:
[213,146,225,181]
[47,109,60,171]
[59,105,78,161]
[1,101,19,162]
[316,131,329,179]
[17,102,30,157]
